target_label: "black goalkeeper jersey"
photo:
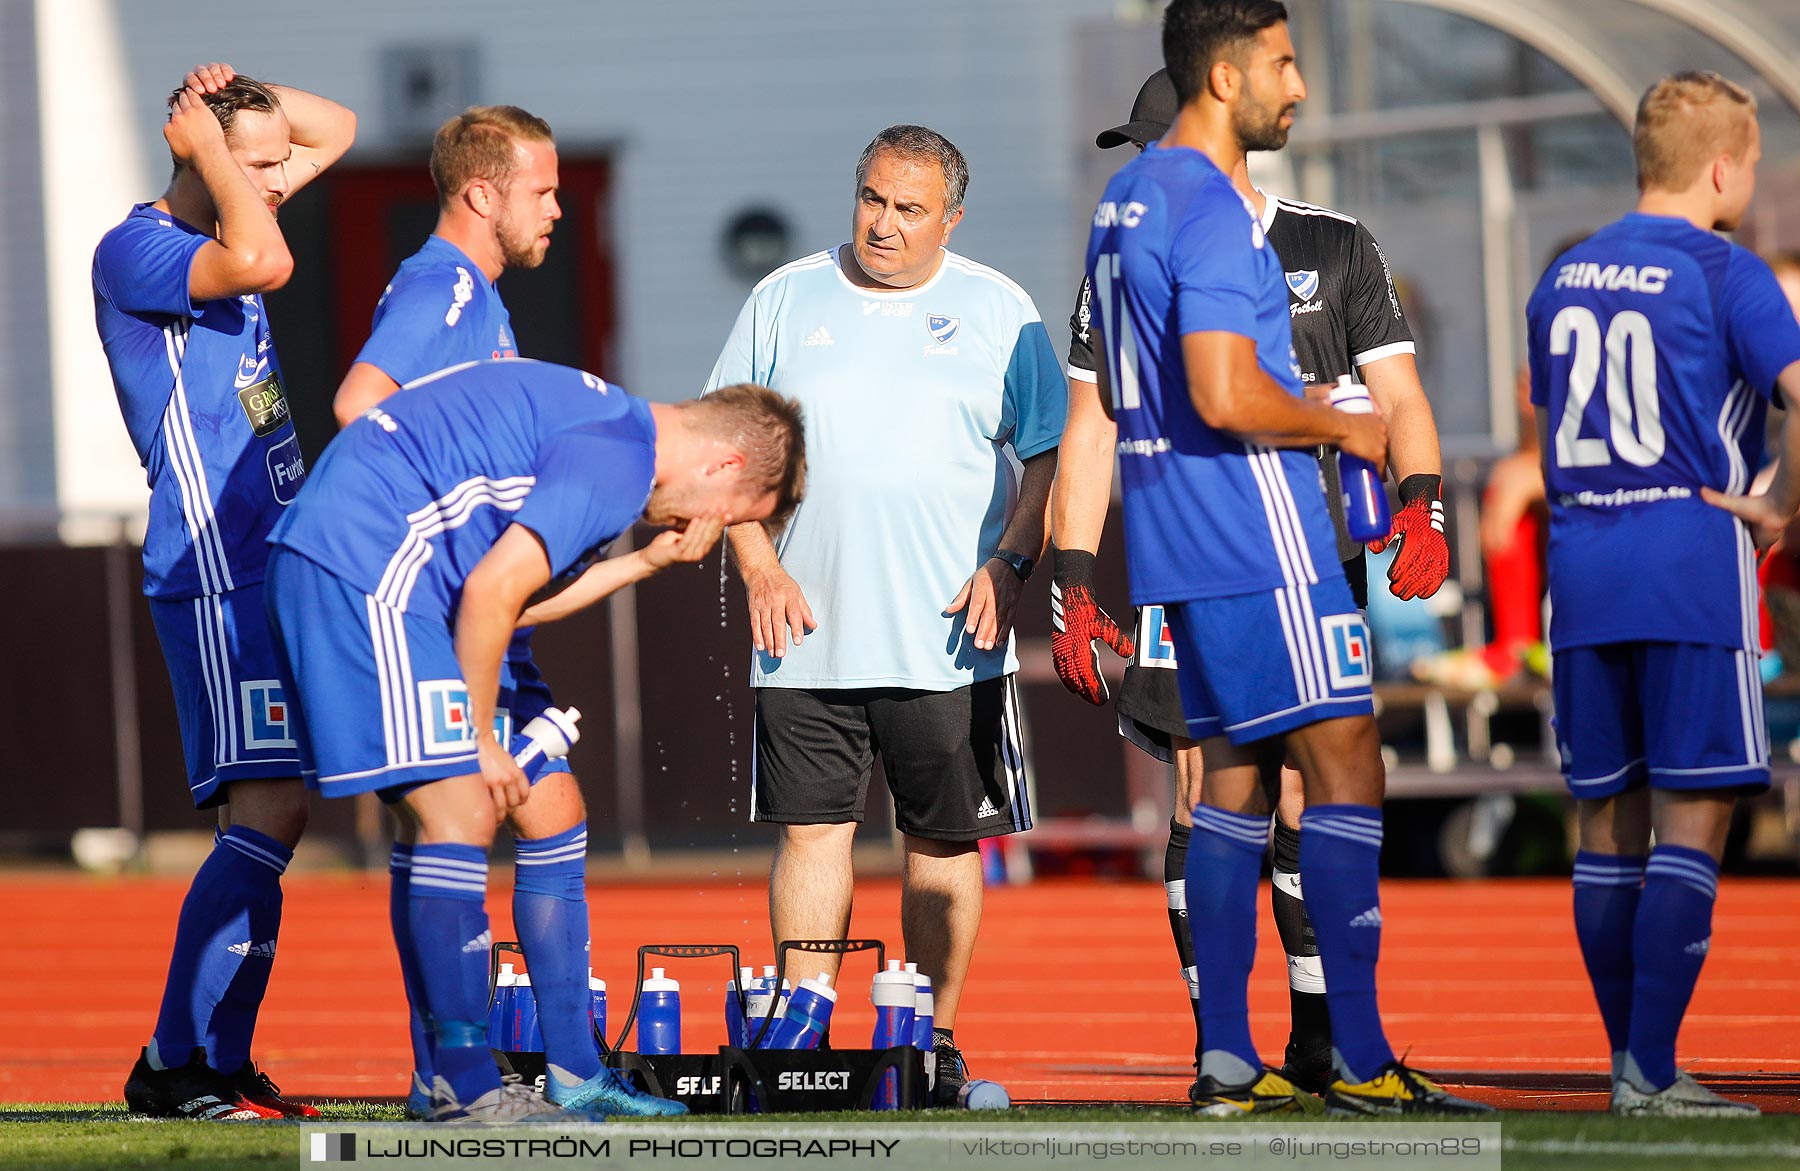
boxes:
[1069,194,1415,568]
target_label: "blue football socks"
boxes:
[1572,850,1645,1073]
[1186,805,1271,1085]
[1299,805,1395,1084]
[514,823,602,1083]
[1627,845,1719,1091]
[388,843,436,1089]
[408,844,498,1106]
[151,824,291,1073]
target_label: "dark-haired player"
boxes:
[1053,64,1447,1097]
[1081,0,1486,1115]
[95,62,354,1120]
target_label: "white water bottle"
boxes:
[513,706,582,771]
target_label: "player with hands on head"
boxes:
[1054,53,1448,1098]
[265,364,804,1124]
[98,63,354,1122]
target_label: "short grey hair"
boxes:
[854,125,969,221]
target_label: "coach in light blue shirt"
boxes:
[706,124,1065,1103]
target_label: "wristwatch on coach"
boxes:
[989,549,1036,581]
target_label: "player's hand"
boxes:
[476,733,530,821]
[644,512,727,571]
[1049,548,1133,704]
[164,87,228,166]
[1703,486,1791,552]
[1336,412,1389,477]
[182,63,236,95]
[742,562,815,658]
[946,559,1024,652]
[1370,476,1450,599]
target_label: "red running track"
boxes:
[6,874,1797,1112]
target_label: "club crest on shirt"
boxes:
[1286,270,1320,301]
[927,314,960,345]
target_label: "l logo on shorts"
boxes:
[419,681,475,756]
[1321,614,1372,690]
[1137,604,1178,670]
[241,681,296,749]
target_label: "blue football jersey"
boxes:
[93,204,306,600]
[269,359,654,618]
[1084,146,1338,605]
[354,235,518,383]
[1527,213,1800,650]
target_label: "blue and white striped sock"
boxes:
[1186,805,1271,1085]
[515,823,601,1083]
[408,843,497,1107]
[1299,804,1394,1084]
[389,843,435,1088]
[1572,850,1645,1074]
[1627,845,1718,1091]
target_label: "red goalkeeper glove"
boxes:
[1369,474,1449,600]
[1050,548,1134,705]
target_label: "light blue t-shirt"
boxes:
[707,246,1066,690]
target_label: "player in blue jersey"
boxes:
[326,106,663,1120]
[708,124,1065,1105]
[267,361,805,1122]
[95,63,354,1121]
[1527,71,1800,1119]
[1084,1,1487,1116]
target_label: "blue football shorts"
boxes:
[264,549,571,802]
[1163,575,1375,746]
[1552,640,1770,798]
[148,582,305,809]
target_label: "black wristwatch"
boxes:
[989,549,1036,581]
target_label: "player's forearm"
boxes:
[999,450,1057,560]
[727,522,783,579]
[1769,408,1800,519]
[1182,331,1353,449]
[453,594,518,739]
[1362,353,1441,482]
[333,363,400,429]
[271,84,357,179]
[517,552,657,626]
[194,144,291,287]
[1050,376,1118,555]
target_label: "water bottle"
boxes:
[638,967,681,1054]
[957,1079,1011,1110]
[487,962,518,1050]
[909,965,936,1084]
[513,706,583,772]
[725,966,754,1048]
[765,972,837,1050]
[513,973,543,1052]
[870,960,917,1109]
[744,966,780,1046]
[1329,376,1391,543]
[588,969,607,1049]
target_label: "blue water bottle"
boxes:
[1330,375,1391,543]
[638,967,681,1054]
[487,962,518,1049]
[725,966,753,1048]
[909,965,936,1084]
[766,972,837,1050]
[513,973,543,1052]
[870,960,917,1109]
[744,966,779,1046]
[588,969,607,1048]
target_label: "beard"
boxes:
[1235,93,1294,153]
[496,209,551,270]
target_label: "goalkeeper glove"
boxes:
[1370,474,1449,600]
[1050,548,1134,705]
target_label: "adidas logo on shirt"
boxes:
[804,326,834,347]
[1684,936,1711,958]
[1348,907,1383,928]
[227,940,277,959]
[976,796,999,819]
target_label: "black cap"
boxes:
[1095,69,1176,149]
